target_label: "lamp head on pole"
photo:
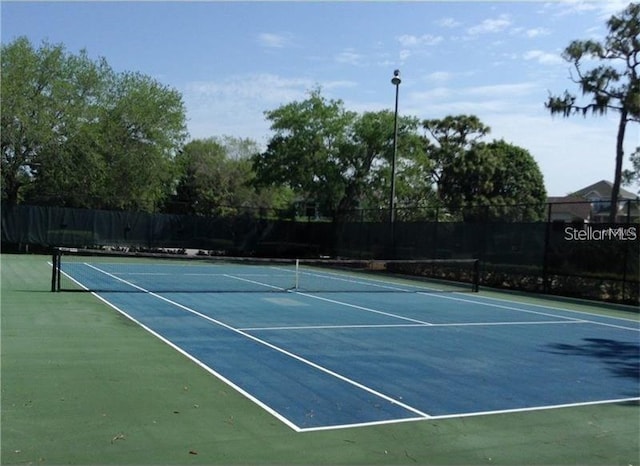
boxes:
[391,69,401,86]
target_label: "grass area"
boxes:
[1,253,638,465]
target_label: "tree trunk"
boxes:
[609,109,628,223]
[2,173,21,207]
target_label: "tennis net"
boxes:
[51,247,480,294]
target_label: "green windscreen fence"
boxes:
[1,204,332,254]
[2,203,638,305]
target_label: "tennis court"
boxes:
[53,251,640,433]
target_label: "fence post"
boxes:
[542,202,552,294]
[432,206,439,260]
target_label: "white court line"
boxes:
[83,263,433,428]
[453,292,640,324]
[298,396,640,433]
[427,397,640,421]
[293,291,435,326]
[222,273,290,291]
[239,320,587,332]
[425,293,640,332]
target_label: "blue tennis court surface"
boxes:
[61,260,640,432]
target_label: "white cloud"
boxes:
[525,27,551,38]
[523,50,563,65]
[462,82,539,98]
[257,32,290,48]
[184,74,310,144]
[425,71,453,84]
[409,86,454,102]
[467,14,512,35]
[335,48,363,66]
[594,0,634,18]
[427,99,523,116]
[187,74,357,102]
[545,0,630,19]
[183,73,358,144]
[436,17,462,28]
[397,34,443,48]
[186,74,309,102]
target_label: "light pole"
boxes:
[389,69,401,224]
[389,69,401,256]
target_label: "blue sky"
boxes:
[2,1,638,196]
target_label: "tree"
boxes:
[1,37,188,211]
[423,115,490,202]
[422,115,546,220]
[96,71,187,211]
[252,89,427,221]
[351,111,431,220]
[174,137,294,216]
[546,3,640,222]
[1,37,109,206]
[175,138,239,215]
[439,140,547,221]
[622,146,640,193]
[336,110,427,220]
[252,89,357,219]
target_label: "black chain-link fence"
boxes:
[2,202,638,305]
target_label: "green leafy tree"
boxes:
[1,37,187,211]
[440,140,547,221]
[423,115,490,201]
[253,89,428,221]
[423,115,546,220]
[175,137,294,216]
[96,71,187,211]
[546,3,640,222]
[252,89,357,219]
[334,110,393,215]
[622,146,640,193]
[337,110,427,220]
[422,115,490,219]
[1,37,109,205]
[353,111,431,220]
[175,138,237,215]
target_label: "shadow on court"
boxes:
[545,338,640,382]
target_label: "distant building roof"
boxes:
[570,180,638,200]
[547,196,591,221]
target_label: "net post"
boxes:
[295,259,299,290]
[57,250,62,291]
[51,247,59,292]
